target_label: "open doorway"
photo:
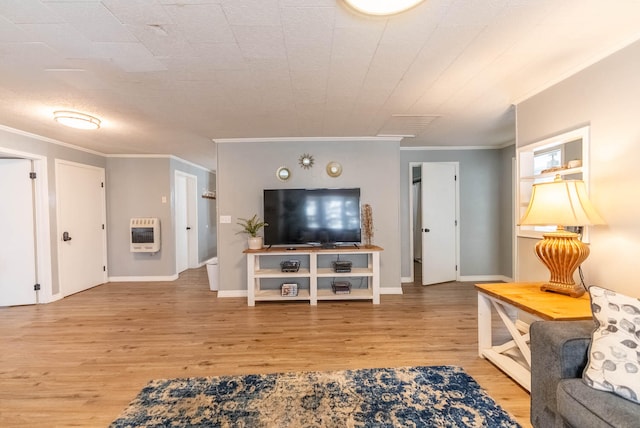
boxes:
[408,162,460,285]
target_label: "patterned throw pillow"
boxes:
[583,286,640,404]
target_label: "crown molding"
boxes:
[400,144,513,151]
[0,124,104,156]
[105,154,212,172]
[213,136,403,144]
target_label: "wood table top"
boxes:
[475,282,593,321]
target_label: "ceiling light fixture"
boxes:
[343,0,426,16]
[53,110,101,130]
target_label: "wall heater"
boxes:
[130,217,160,253]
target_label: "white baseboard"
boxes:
[42,293,63,304]
[459,275,512,283]
[217,290,247,298]
[381,287,404,295]
[108,274,179,282]
[402,275,513,284]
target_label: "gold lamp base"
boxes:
[534,230,589,298]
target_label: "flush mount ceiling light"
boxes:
[53,110,101,130]
[343,0,426,16]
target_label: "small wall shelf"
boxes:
[519,166,583,181]
[243,246,383,306]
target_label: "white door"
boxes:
[57,161,107,296]
[0,159,37,306]
[175,174,189,273]
[421,162,458,285]
[175,171,198,273]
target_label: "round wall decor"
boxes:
[298,153,314,169]
[326,161,342,177]
[276,166,291,181]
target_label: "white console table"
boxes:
[244,246,383,306]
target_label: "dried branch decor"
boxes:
[362,204,373,246]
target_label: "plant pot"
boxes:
[248,236,263,250]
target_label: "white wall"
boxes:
[216,138,401,295]
[516,39,640,297]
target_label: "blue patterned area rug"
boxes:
[110,365,521,427]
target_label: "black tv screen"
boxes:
[263,188,361,246]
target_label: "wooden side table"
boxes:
[476,282,592,391]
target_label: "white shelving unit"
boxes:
[244,246,383,306]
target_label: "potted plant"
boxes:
[237,214,268,249]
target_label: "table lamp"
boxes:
[518,175,604,297]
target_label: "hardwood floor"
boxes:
[0,267,532,427]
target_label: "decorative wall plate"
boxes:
[326,161,342,177]
[276,166,291,181]
[299,153,314,169]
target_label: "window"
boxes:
[516,126,589,239]
[533,147,562,176]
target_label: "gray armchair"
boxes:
[530,320,640,428]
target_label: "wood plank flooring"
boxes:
[0,267,532,427]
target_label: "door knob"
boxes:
[62,231,72,241]
[186,227,191,230]
[423,228,430,232]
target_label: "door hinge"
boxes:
[102,224,105,230]
[455,220,458,226]
[34,283,41,291]
[101,182,104,188]
[454,174,457,181]
[103,266,106,272]
[455,265,458,272]
[29,172,37,179]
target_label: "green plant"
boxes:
[236,214,268,237]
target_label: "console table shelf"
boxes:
[244,246,383,306]
[254,268,311,277]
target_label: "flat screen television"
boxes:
[263,188,361,247]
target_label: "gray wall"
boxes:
[0,127,106,295]
[106,157,217,278]
[216,139,401,294]
[516,38,640,297]
[106,157,174,277]
[399,146,514,280]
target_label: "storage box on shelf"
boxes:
[243,246,383,306]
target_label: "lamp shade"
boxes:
[519,178,604,227]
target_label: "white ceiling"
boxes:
[1,0,640,170]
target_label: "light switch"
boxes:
[161,196,167,203]
[220,215,231,224]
